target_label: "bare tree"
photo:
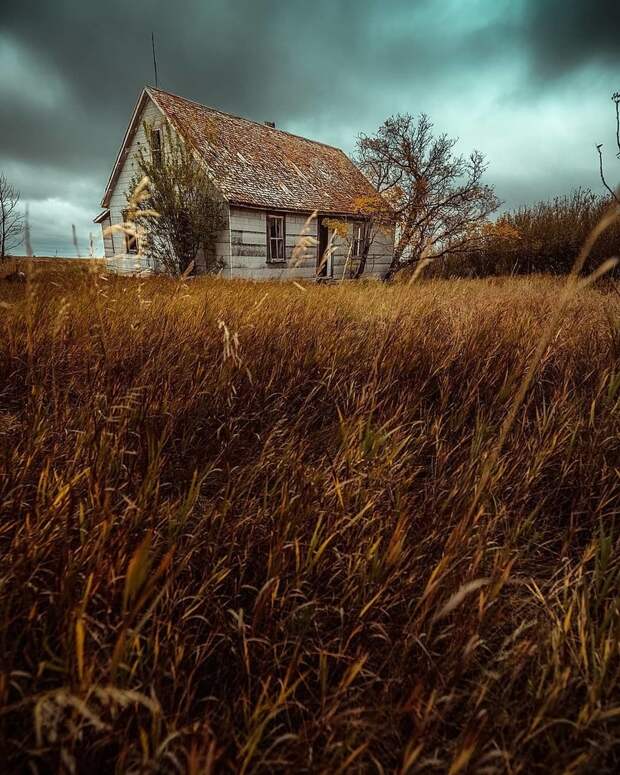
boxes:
[596,92,620,205]
[129,125,227,276]
[356,114,500,277]
[0,174,24,260]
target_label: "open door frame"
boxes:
[317,216,333,278]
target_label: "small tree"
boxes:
[356,114,500,277]
[129,125,226,275]
[0,174,24,260]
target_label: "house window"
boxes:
[267,213,285,262]
[352,222,364,257]
[151,128,163,167]
[122,209,138,254]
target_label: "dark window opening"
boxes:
[317,217,334,278]
[267,213,285,262]
[151,128,163,167]
[122,209,138,254]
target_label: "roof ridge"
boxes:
[146,86,348,154]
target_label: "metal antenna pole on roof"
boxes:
[151,32,159,88]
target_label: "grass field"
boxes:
[1,267,619,772]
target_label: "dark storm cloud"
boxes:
[522,0,620,79]
[2,1,422,198]
[1,0,518,171]
[0,0,618,254]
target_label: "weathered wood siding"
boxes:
[230,207,393,280]
[230,208,317,280]
[360,225,394,277]
[329,221,394,279]
[106,96,231,272]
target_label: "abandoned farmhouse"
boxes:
[95,87,394,279]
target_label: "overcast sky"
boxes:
[1,0,619,256]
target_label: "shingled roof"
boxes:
[102,87,380,215]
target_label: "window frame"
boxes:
[122,209,138,255]
[151,128,163,168]
[351,221,365,258]
[266,212,286,263]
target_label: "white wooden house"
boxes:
[95,87,394,279]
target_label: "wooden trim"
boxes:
[316,213,328,277]
[230,201,359,218]
[109,216,115,255]
[93,209,110,224]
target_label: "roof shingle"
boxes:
[147,87,378,215]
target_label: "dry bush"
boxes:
[0,269,619,773]
[434,189,620,278]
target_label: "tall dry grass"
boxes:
[1,268,619,772]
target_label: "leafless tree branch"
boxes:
[356,114,500,277]
[0,173,24,260]
[595,93,620,207]
[596,144,620,205]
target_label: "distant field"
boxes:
[2,256,151,276]
[1,271,619,772]
[2,255,105,262]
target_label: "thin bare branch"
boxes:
[596,144,620,205]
